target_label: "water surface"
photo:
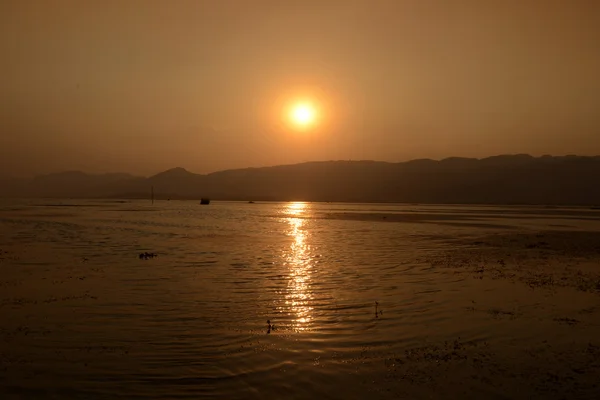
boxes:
[1,200,600,399]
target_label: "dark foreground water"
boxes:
[1,200,600,399]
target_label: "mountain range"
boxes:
[2,154,600,205]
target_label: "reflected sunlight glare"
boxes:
[281,202,313,331]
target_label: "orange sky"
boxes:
[1,0,599,177]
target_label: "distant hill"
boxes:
[2,154,600,205]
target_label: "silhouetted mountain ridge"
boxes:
[2,155,600,205]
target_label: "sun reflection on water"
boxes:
[282,202,314,331]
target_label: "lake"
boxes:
[1,200,600,399]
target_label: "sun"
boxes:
[272,89,328,132]
[290,103,316,128]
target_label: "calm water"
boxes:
[1,200,600,399]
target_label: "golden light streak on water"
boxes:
[283,202,313,332]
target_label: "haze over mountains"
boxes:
[2,155,600,205]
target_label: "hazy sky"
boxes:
[1,0,599,177]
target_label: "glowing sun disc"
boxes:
[290,103,316,126]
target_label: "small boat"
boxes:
[200,198,210,205]
[248,201,255,204]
